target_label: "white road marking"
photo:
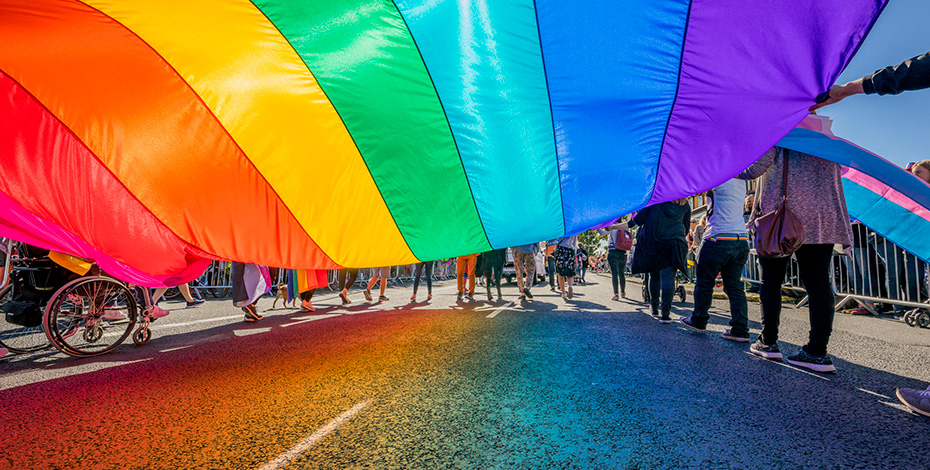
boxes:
[258,400,370,470]
[281,314,343,328]
[233,327,272,337]
[159,345,193,353]
[149,314,243,330]
[485,299,518,318]
[857,388,891,399]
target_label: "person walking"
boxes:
[545,240,558,292]
[512,243,538,300]
[410,260,434,302]
[679,178,751,342]
[552,235,578,300]
[481,248,506,301]
[597,219,633,300]
[739,146,853,372]
[576,246,589,284]
[336,268,359,305]
[456,253,478,300]
[231,262,271,322]
[609,200,690,323]
[365,266,391,302]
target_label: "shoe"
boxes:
[427,294,432,301]
[786,349,836,373]
[651,307,660,318]
[363,289,373,302]
[186,298,205,308]
[299,300,315,313]
[567,287,573,299]
[379,295,389,302]
[488,293,493,302]
[101,309,130,323]
[467,293,474,300]
[457,292,463,300]
[620,292,626,298]
[659,316,673,324]
[848,306,872,315]
[146,305,170,320]
[679,317,706,331]
[518,294,526,300]
[243,304,263,322]
[523,288,533,299]
[410,295,417,302]
[611,294,619,301]
[749,339,782,360]
[721,329,750,343]
[895,387,930,417]
[339,291,351,305]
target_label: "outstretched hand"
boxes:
[809,79,865,111]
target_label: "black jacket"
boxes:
[863,52,930,95]
[630,201,690,274]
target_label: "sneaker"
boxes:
[186,298,205,308]
[620,292,626,299]
[895,387,930,417]
[721,329,750,343]
[410,295,417,302]
[659,316,673,324]
[101,310,130,323]
[786,349,836,373]
[379,295,389,302]
[523,288,533,299]
[427,294,432,301]
[299,300,315,313]
[518,294,526,300]
[457,291,463,300]
[243,305,263,322]
[339,291,351,305]
[651,307,660,318]
[488,293,493,301]
[146,305,170,320]
[467,293,475,300]
[611,294,619,301]
[679,317,706,331]
[363,289,373,302]
[749,339,782,360]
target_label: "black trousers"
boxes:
[607,250,627,295]
[413,261,433,296]
[759,244,835,356]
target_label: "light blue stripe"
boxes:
[779,128,930,211]
[393,0,563,248]
[843,181,930,264]
[535,0,691,234]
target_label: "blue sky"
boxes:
[824,0,929,168]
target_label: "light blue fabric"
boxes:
[394,0,562,249]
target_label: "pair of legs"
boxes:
[366,267,390,301]
[758,244,834,356]
[484,250,505,300]
[553,247,576,299]
[607,250,627,299]
[688,239,749,337]
[558,274,574,298]
[547,256,557,290]
[513,251,536,297]
[337,268,359,304]
[456,254,477,298]
[648,267,676,319]
[412,261,433,301]
[152,283,201,304]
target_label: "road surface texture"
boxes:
[1,274,928,469]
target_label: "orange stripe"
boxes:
[0,0,338,269]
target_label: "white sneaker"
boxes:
[101,310,129,323]
[146,305,170,320]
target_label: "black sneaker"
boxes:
[659,317,673,324]
[749,339,782,360]
[186,298,205,308]
[786,349,836,373]
[679,317,706,331]
[523,287,533,299]
[721,329,750,343]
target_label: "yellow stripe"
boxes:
[84,0,418,267]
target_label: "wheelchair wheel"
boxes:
[904,309,919,327]
[918,311,930,329]
[43,276,137,357]
[676,285,686,303]
[0,284,49,353]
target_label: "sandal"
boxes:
[363,289,373,302]
[339,291,350,305]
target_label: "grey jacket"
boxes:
[739,147,852,248]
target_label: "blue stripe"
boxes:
[779,128,930,211]
[843,180,930,264]
[534,0,691,233]
[393,0,563,248]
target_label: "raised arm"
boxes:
[737,147,777,180]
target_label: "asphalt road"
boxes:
[1,274,929,469]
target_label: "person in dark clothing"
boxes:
[337,268,359,305]
[481,248,506,301]
[411,261,434,302]
[810,51,929,111]
[608,199,690,323]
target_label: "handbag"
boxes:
[753,149,805,258]
[614,230,633,251]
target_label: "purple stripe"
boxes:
[648,0,887,205]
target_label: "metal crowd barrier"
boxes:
[741,223,930,314]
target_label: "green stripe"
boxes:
[252,0,491,260]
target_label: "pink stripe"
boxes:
[0,190,210,287]
[842,167,930,224]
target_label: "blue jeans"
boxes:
[649,267,676,318]
[690,239,750,336]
